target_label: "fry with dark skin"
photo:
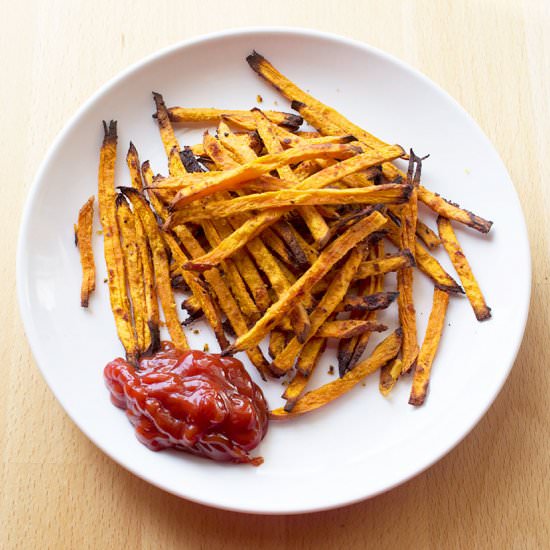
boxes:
[166,106,303,130]
[97,121,138,363]
[271,329,402,418]
[437,216,491,321]
[282,338,325,412]
[223,211,387,355]
[416,219,441,249]
[316,319,387,339]
[355,250,415,279]
[120,188,189,351]
[115,195,149,354]
[409,288,450,405]
[337,291,399,313]
[166,184,412,225]
[74,195,95,308]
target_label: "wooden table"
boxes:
[2,1,549,547]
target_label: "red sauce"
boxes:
[104,342,268,465]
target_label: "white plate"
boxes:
[17,28,530,514]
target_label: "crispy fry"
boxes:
[247,51,389,152]
[316,320,387,339]
[418,186,493,234]
[134,212,160,354]
[338,291,399,313]
[268,330,287,360]
[74,195,95,308]
[437,216,491,321]
[272,220,310,271]
[97,121,137,362]
[224,212,387,355]
[167,184,411,225]
[152,93,182,163]
[183,146,403,271]
[167,106,303,130]
[271,329,402,418]
[120,188,188,350]
[379,358,403,396]
[409,288,450,405]
[271,246,364,375]
[355,250,415,279]
[168,142,364,208]
[163,232,229,351]
[385,216,463,293]
[416,219,440,249]
[126,142,144,191]
[115,195,149,354]
[282,338,325,411]
[262,228,294,265]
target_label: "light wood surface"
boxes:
[2,1,549,548]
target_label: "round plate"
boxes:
[17,28,530,514]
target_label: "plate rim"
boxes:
[16,26,532,514]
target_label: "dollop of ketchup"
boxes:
[104,342,268,465]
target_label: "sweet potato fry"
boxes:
[97,121,138,362]
[418,186,493,234]
[355,250,415,279]
[223,211,387,355]
[115,195,149,354]
[379,358,403,397]
[183,146,403,271]
[167,106,303,130]
[74,196,95,308]
[316,320,387,339]
[271,329,402,418]
[282,338,325,411]
[168,142,363,209]
[133,210,160,354]
[268,330,287,360]
[163,232,229,351]
[272,220,310,271]
[409,288,450,405]
[270,246,364,375]
[126,142,144,192]
[437,216,491,321]
[416,219,440,249]
[166,184,411,225]
[338,291,399,313]
[120,188,188,351]
[152,93,182,162]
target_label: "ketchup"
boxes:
[104,342,268,465]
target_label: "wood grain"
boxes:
[2,0,549,548]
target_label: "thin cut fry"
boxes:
[115,195,149,354]
[271,329,402,418]
[316,320,387,339]
[126,142,144,191]
[152,93,182,162]
[379,358,403,396]
[121,188,188,351]
[167,184,411,225]
[337,291,399,313]
[224,211,387,354]
[355,250,415,279]
[168,142,364,208]
[416,219,441,249]
[418,186,493,234]
[167,106,303,130]
[282,338,325,411]
[437,216,491,321]
[409,288,450,405]
[97,121,137,363]
[74,195,95,308]
[271,246,364,375]
[268,330,287,360]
